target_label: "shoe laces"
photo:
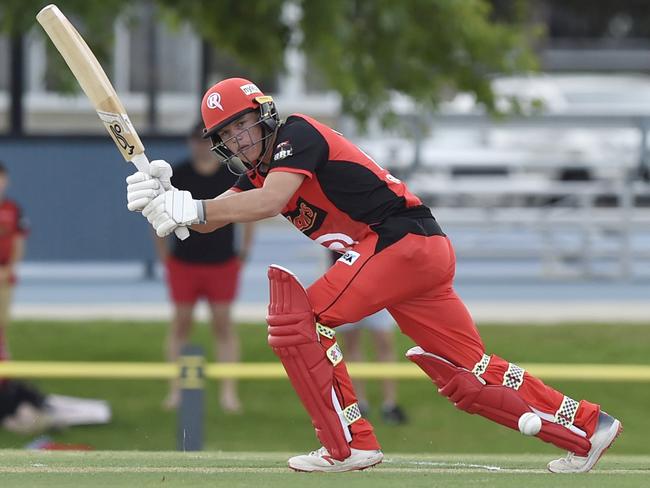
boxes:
[309,447,329,457]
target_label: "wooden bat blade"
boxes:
[36,4,191,241]
[36,4,145,164]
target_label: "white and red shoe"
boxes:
[547,412,623,473]
[288,446,383,472]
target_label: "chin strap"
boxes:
[257,120,283,171]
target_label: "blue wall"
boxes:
[0,136,188,261]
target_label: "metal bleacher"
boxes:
[355,82,650,280]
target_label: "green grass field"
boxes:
[0,451,647,487]
[2,321,649,465]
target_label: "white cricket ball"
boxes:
[518,412,542,436]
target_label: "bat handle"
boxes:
[130,153,190,241]
[130,153,151,174]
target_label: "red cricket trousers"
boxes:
[307,233,600,450]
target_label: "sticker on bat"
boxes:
[107,123,135,155]
[97,111,136,155]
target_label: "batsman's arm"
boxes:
[191,172,305,233]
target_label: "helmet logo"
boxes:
[240,83,261,96]
[206,92,223,111]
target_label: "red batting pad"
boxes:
[407,348,591,456]
[267,265,352,461]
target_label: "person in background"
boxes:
[0,161,43,435]
[152,123,254,412]
[0,166,112,436]
[329,252,406,425]
[0,162,28,365]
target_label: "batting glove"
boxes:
[142,190,206,237]
[126,160,175,212]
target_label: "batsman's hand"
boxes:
[142,190,205,237]
[126,160,175,211]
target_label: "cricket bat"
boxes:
[36,4,189,240]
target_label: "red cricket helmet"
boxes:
[200,78,279,174]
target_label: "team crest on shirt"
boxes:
[283,198,326,236]
[273,140,293,161]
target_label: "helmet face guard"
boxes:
[201,78,280,176]
[205,98,279,176]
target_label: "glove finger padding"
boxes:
[126,172,151,185]
[127,189,158,203]
[146,205,165,225]
[149,160,174,191]
[156,218,179,237]
[142,194,165,219]
[152,212,171,230]
[126,173,161,211]
[127,179,159,193]
[127,196,157,212]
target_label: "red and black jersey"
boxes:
[0,199,28,264]
[232,114,443,252]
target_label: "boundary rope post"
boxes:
[177,344,204,451]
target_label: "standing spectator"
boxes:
[0,162,28,363]
[330,252,406,425]
[153,123,254,412]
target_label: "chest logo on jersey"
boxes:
[283,198,326,236]
[273,141,293,161]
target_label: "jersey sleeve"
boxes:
[268,117,329,178]
[231,173,255,193]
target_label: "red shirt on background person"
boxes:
[0,162,28,362]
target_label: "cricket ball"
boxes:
[518,412,542,436]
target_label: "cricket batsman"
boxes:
[126,78,622,473]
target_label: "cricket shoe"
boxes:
[547,411,622,473]
[288,446,383,472]
[381,404,408,425]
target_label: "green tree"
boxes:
[2,0,539,123]
[1,0,134,92]
[299,0,538,122]
[160,0,539,122]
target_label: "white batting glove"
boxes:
[142,190,206,237]
[125,160,175,212]
[149,159,175,191]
